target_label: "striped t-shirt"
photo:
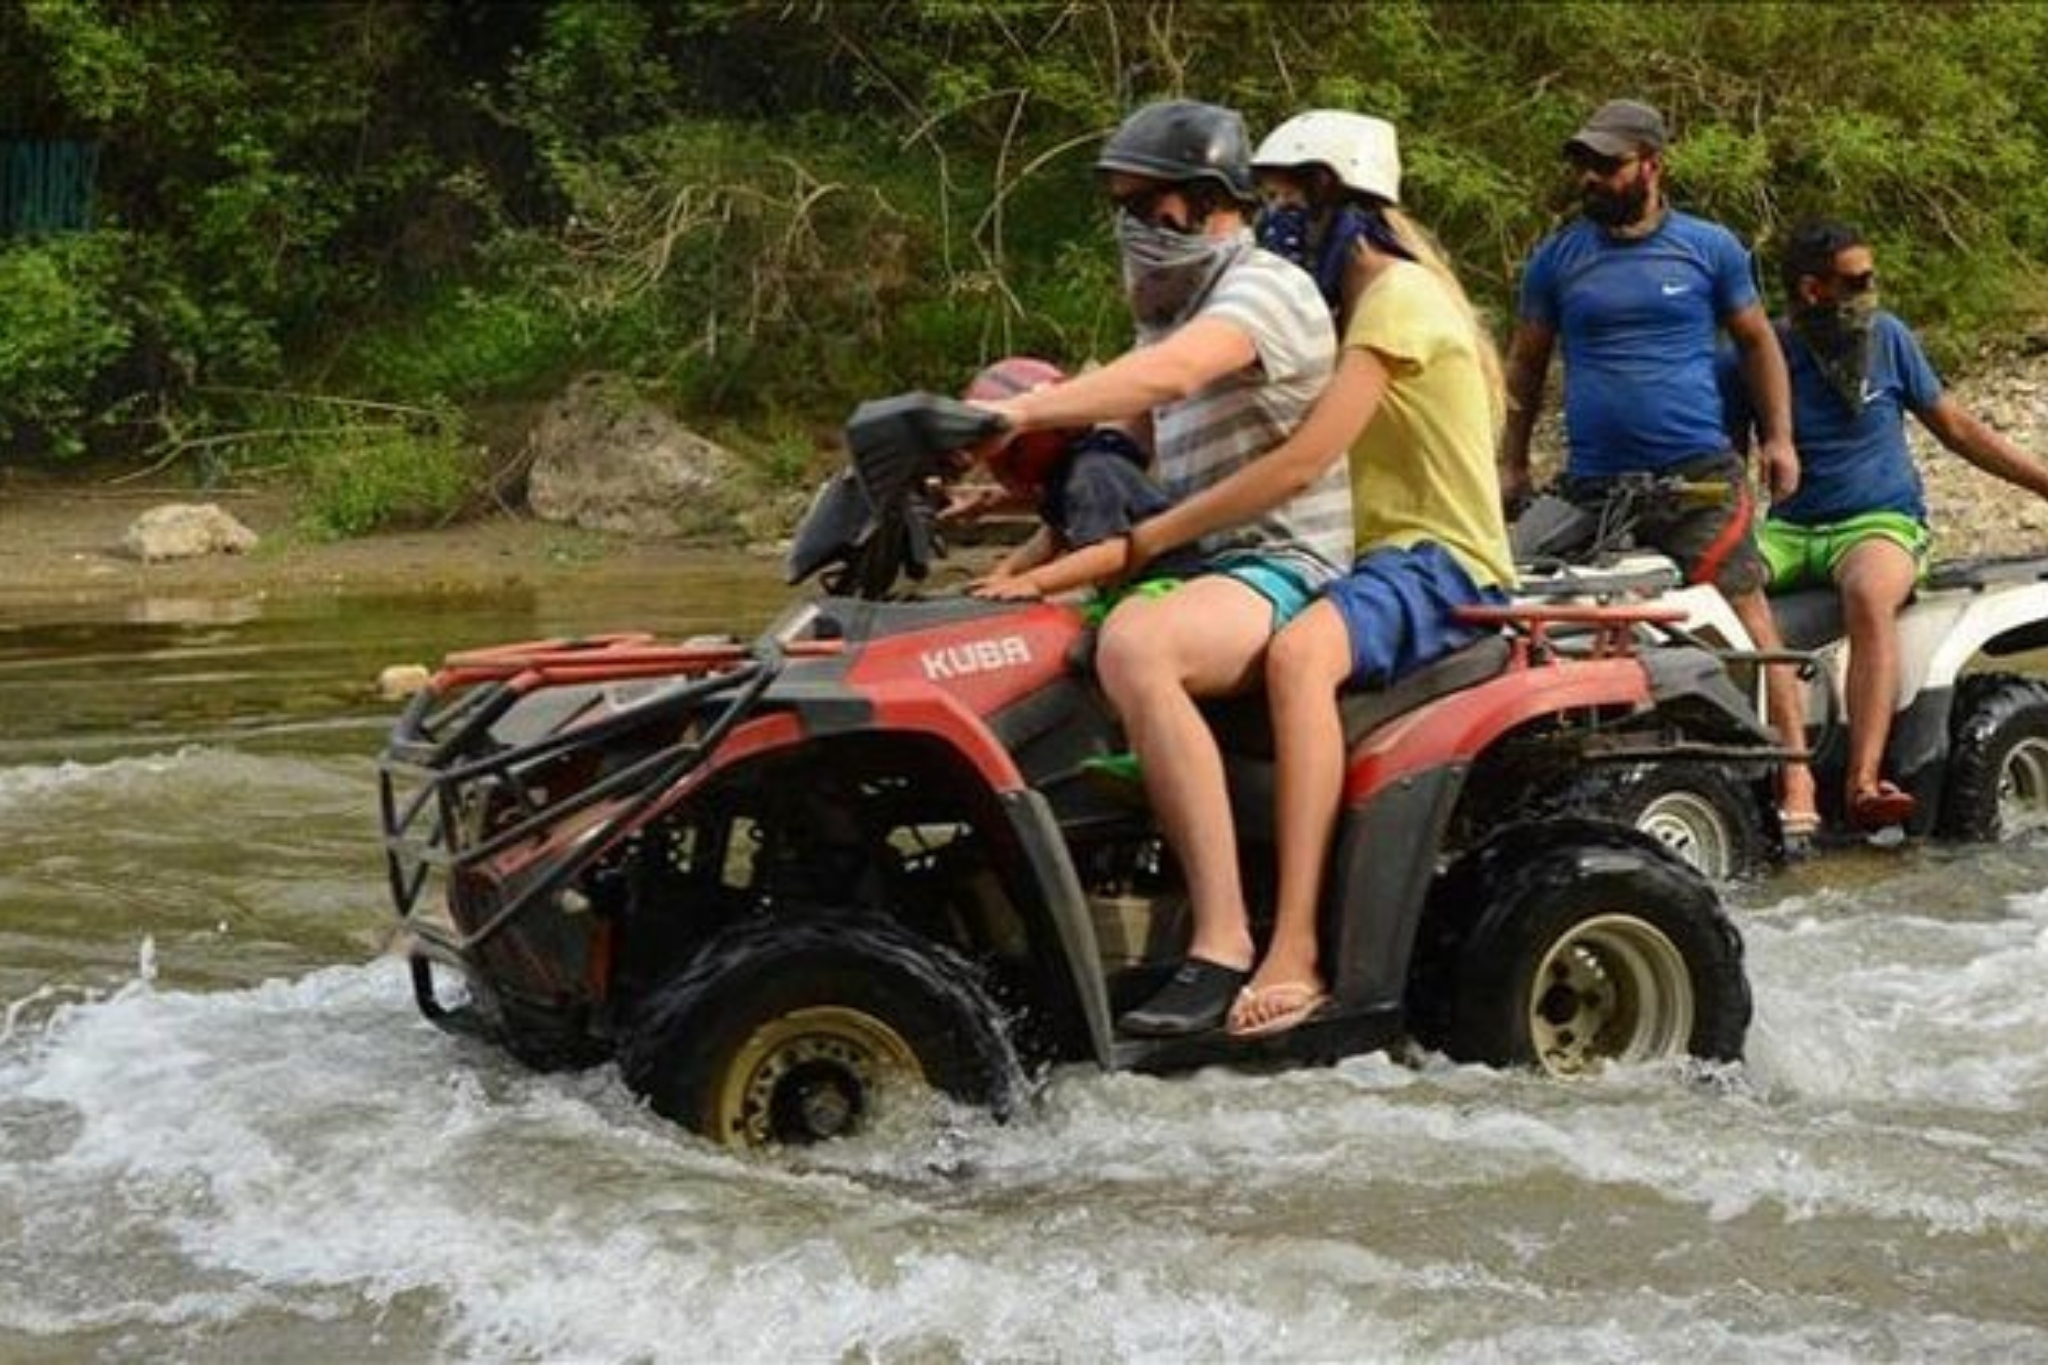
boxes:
[1148,247,1353,577]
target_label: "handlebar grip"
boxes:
[1667,478,1733,507]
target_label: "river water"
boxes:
[2,565,2045,1363]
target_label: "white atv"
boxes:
[1512,476,2048,877]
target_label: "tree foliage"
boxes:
[3,0,2046,500]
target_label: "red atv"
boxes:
[379,394,1774,1149]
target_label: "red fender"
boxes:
[1343,657,1652,804]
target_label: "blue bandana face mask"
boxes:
[1255,203,1406,312]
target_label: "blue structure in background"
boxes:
[1,138,97,235]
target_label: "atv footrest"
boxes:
[1107,1002,1401,1073]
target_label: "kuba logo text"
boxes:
[921,634,1032,681]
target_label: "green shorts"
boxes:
[1081,575,1181,627]
[1759,510,1930,592]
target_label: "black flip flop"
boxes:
[1117,958,1249,1038]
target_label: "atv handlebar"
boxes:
[786,392,1010,599]
[1511,473,1737,567]
[843,392,1008,511]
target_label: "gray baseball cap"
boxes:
[1565,99,1667,158]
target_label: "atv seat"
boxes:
[1771,554,2048,653]
[1203,633,1514,760]
[1925,552,2048,590]
[1769,586,1845,653]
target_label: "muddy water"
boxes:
[3,566,2046,1362]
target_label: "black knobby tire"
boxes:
[1532,761,1767,880]
[1937,673,2048,841]
[619,913,1022,1148]
[1408,819,1750,1074]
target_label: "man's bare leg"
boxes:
[1836,538,1919,811]
[1728,586,1820,825]
[1093,576,1274,974]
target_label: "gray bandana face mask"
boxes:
[1116,212,1250,333]
[1794,291,1880,412]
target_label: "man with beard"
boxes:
[1499,97,1821,840]
[970,99,1353,1036]
[1721,220,2048,832]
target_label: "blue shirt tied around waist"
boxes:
[1717,311,1941,526]
[1518,211,1760,478]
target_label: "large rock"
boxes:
[526,374,745,538]
[121,503,259,562]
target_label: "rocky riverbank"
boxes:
[5,344,2048,609]
[1910,347,2048,556]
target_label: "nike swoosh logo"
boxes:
[1861,382,1882,403]
[1660,283,1688,296]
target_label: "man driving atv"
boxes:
[966,99,1353,1037]
[1721,220,2048,832]
[974,106,1519,1039]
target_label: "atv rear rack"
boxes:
[1455,601,1805,763]
[378,634,840,969]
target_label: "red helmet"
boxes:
[964,356,1078,495]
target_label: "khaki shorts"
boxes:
[1567,452,1769,597]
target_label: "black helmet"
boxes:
[1096,100,1257,203]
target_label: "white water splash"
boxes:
[3,951,2045,1360]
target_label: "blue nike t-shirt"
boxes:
[1519,211,1760,477]
[1718,311,1941,525]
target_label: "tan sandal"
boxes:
[1226,981,1330,1039]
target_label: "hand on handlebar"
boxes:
[940,482,1027,524]
[1499,465,1535,522]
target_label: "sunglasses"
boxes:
[1832,268,1877,296]
[1567,148,1636,178]
[1111,185,1184,229]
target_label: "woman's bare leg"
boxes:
[1237,599,1352,1027]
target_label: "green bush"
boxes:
[293,415,478,539]
[341,281,580,404]
[14,0,2048,509]
[0,235,133,457]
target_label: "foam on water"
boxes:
[13,566,2048,1358]
[3,968,1410,1359]
[0,745,361,818]
[1745,885,2048,1112]
[5,936,2046,1360]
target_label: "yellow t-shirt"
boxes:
[1344,259,1516,590]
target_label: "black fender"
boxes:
[1323,765,1469,1012]
[995,788,1118,1067]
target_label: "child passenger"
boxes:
[964,357,1199,605]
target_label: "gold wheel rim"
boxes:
[1997,736,2048,831]
[712,1006,925,1148]
[1636,790,1736,880]
[1527,913,1693,1076]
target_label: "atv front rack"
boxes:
[377,634,840,977]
